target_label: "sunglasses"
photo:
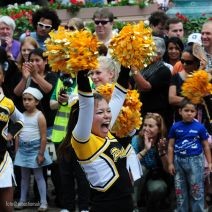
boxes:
[94,20,110,25]
[180,59,194,65]
[64,25,76,31]
[37,22,52,30]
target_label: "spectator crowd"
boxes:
[0,3,212,212]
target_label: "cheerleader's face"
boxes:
[90,63,114,87]
[92,99,112,138]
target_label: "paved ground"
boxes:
[13,175,212,212]
[13,175,61,212]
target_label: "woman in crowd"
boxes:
[14,47,58,133]
[168,42,206,122]
[163,36,184,68]
[131,113,170,211]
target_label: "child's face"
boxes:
[21,42,35,62]
[23,93,38,112]
[141,118,159,139]
[179,104,197,122]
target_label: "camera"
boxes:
[59,73,73,96]
[0,39,7,48]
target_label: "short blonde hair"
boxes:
[98,56,120,82]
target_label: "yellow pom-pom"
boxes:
[182,70,212,104]
[67,30,99,72]
[109,21,156,70]
[96,83,142,138]
[44,26,72,74]
[44,27,99,75]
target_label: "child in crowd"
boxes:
[131,113,170,211]
[14,87,52,211]
[168,98,212,212]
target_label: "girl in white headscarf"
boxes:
[14,87,52,211]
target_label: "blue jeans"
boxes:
[174,154,204,212]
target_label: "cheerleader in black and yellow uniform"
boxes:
[71,67,135,212]
[0,61,23,212]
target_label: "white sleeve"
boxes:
[11,107,24,124]
[109,84,127,129]
[126,144,143,182]
[72,92,94,142]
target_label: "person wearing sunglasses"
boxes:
[19,7,61,50]
[169,42,206,123]
[92,8,117,50]
[64,17,85,32]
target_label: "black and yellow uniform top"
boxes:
[72,131,133,201]
[71,69,133,203]
[0,95,23,164]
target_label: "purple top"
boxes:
[10,39,20,60]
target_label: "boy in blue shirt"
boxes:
[168,98,212,212]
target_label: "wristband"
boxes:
[132,70,139,76]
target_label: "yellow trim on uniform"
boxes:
[72,133,110,162]
[1,97,15,114]
[71,132,116,162]
[125,144,132,156]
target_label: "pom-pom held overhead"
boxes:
[109,21,156,70]
[44,26,99,75]
[44,26,72,74]
[181,70,212,104]
[96,83,142,138]
[67,30,99,72]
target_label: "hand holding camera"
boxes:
[58,88,69,105]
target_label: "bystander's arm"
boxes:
[131,66,152,91]
[168,138,175,175]
[203,139,212,172]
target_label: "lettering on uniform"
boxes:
[110,147,126,162]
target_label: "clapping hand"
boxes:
[157,138,168,157]
[144,131,153,150]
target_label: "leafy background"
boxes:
[0,1,211,39]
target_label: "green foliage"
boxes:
[85,22,95,33]
[176,13,212,36]
[113,21,127,31]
